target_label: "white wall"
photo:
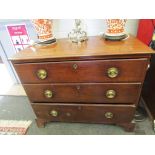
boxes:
[0,19,139,40]
[53,19,139,38]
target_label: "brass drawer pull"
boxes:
[50,110,58,117]
[44,90,53,98]
[106,90,116,99]
[73,63,78,70]
[105,112,113,119]
[107,67,119,78]
[37,69,47,80]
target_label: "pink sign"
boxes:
[6,24,30,52]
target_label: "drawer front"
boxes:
[14,58,148,83]
[32,103,135,124]
[24,83,141,103]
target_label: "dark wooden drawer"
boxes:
[14,58,148,83]
[24,83,141,104]
[32,103,135,124]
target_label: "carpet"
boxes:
[0,120,32,135]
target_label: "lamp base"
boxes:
[103,33,128,41]
[36,38,56,45]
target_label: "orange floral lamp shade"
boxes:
[106,19,127,35]
[31,19,54,41]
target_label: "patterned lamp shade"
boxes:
[31,19,54,41]
[106,19,127,36]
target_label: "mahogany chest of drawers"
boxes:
[10,36,154,132]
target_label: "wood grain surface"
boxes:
[24,83,141,104]
[13,58,149,83]
[10,35,154,63]
[32,103,136,124]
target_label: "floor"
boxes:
[0,96,154,135]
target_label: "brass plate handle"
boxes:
[107,67,119,78]
[50,110,58,117]
[44,90,53,98]
[37,69,47,80]
[105,112,113,119]
[73,63,78,70]
[106,90,116,99]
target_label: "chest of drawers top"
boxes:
[10,35,154,63]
